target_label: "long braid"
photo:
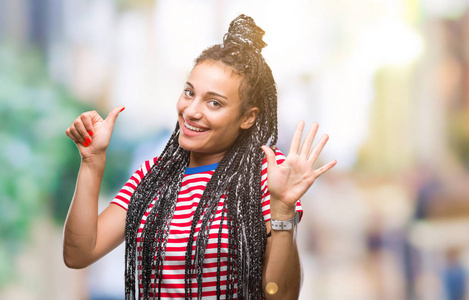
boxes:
[124,124,190,298]
[225,176,238,300]
[216,193,228,299]
[124,14,278,299]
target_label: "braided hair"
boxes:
[124,14,278,299]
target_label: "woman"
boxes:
[63,14,336,299]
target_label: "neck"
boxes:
[188,151,226,168]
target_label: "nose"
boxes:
[184,98,203,120]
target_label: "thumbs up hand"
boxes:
[65,106,125,160]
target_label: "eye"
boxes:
[208,100,222,108]
[184,89,194,97]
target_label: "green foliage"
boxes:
[0,44,135,287]
[0,45,88,286]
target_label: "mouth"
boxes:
[183,119,209,133]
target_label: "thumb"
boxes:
[104,106,125,130]
[261,145,277,168]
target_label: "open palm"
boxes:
[262,122,336,215]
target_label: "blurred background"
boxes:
[1,0,469,299]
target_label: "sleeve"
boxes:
[110,157,158,211]
[261,149,303,222]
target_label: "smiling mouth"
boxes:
[184,120,209,132]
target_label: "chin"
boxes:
[177,136,189,150]
[178,136,198,153]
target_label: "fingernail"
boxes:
[85,137,91,144]
[88,130,93,136]
[83,141,89,147]
[120,107,125,112]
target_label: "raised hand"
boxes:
[65,106,125,160]
[261,121,337,218]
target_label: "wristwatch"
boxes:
[270,212,300,230]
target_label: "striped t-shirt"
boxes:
[111,151,302,299]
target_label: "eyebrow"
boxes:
[185,82,228,100]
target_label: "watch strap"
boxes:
[270,212,299,230]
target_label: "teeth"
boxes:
[184,121,207,132]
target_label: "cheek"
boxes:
[220,120,242,138]
[176,97,185,113]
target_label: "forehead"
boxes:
[188,61,242,97]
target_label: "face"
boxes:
[177,60,258,166]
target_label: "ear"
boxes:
[240,107,259,130]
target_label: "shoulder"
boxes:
[140,156,159,175]
[110,156,159,210]
[125,156,159,185]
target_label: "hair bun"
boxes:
[223,14,267,53]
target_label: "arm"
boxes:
[262,215,301,299]
[63,106,126,269]
[261,121,337,299]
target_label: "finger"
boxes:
[288,121,305,155]
[80,112,95,139]
[315,160,337,177]
[73,117,91,146]
[261,145,277,169]
[79,113,94,146]
[69,125,87,146]
[308,134,329,164]
[299,123,318,158]
[65,127,78,144]
[88,110,104,125]
[104,106,125,131]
